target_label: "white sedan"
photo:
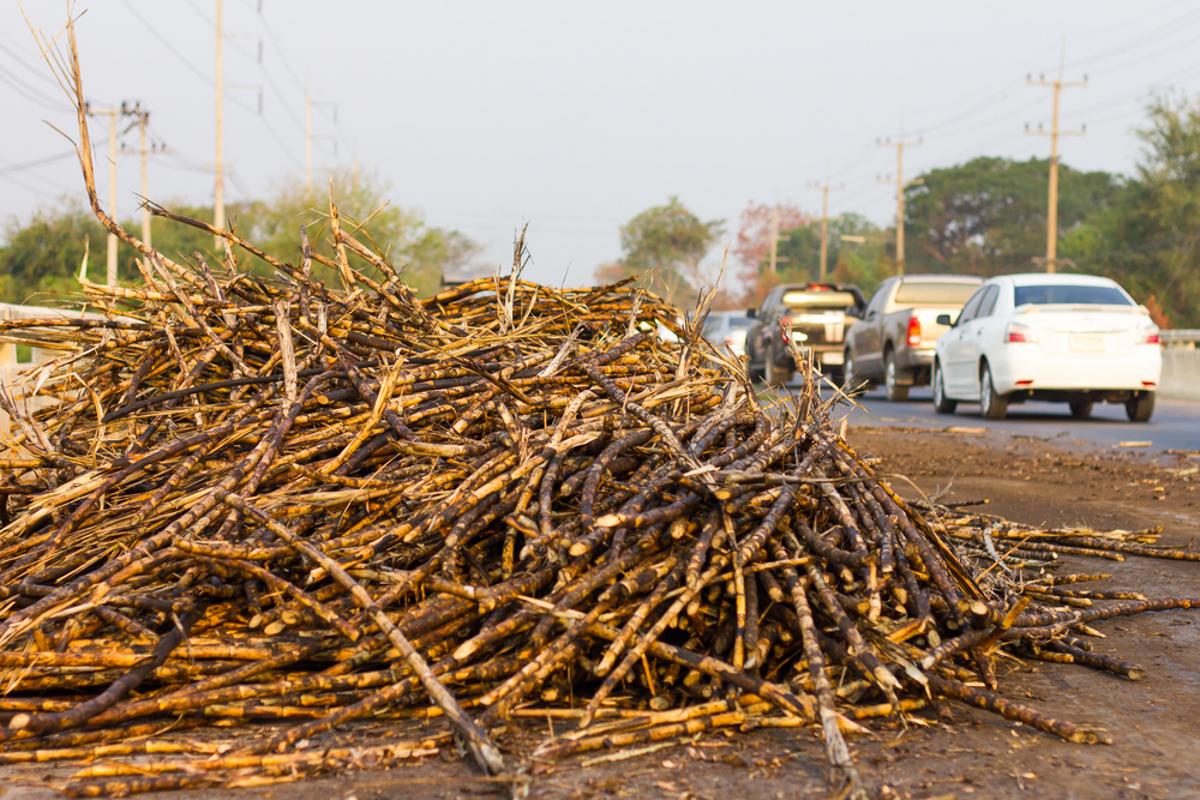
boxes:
[931,274,1162,422]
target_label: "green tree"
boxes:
[603,196,724,306]
[0,200,228,305]
[1064,95,1200,325]
[776,213,888,294]
[0,169,479,304]
[903,156,1121,276]
[243,169,478,295]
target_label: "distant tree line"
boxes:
[4,98,1197,326]
[599,95,1200,326]
[0,168,481,306]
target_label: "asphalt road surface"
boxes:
[827,385,1200,454]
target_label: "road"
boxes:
[827,385,1200,453]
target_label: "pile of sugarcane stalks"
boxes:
[0,16,1197,799]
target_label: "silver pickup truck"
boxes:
[843,274,982,400]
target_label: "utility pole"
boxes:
[122,106,168,248]
[1026,50,1087,273]
[305,95,338,194]
[877,136,921,276]
[86,102,134,288]
[808,180,844,281]
[137,108,149,246]
[213,0,225,241]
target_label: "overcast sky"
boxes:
[4,1,1199,286]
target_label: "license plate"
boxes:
[1069,333,1104,353]
[821,351,844,366]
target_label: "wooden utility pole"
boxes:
[122,106,167,248]
[1026,54,1086,273]
[137,108,150,246]
[213,0,225,241]
[877,137,921,276]
[305,97,337,194]
[86,103,131,287]
[808,180,844,281]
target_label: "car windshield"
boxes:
[1014,284,1132,307]
[781,290,856,309]
[894,282,979,305]
[726,316,752,330]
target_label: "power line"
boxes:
[0,149,77,174]
[253,1,307,95]
[0,62,69,113]
[1056,3,1200,72]
[121,0,215,88]
[0,169,60,200]
[0,39,59,88]
[259,64,305,129]
[182,0,214,27]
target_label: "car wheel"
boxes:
[884,350,909,402]
[1069,399,1093,420]
[932,361,957,414]
[1125,392,1155,423]
[844,348,865,392]
[746,344,764,380]
[979,362,1008,420]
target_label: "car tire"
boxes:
[932,361,957,414]
[883,350,909,402]
[746,344,764,380]
[1069,399,1093,420]
[979,362,1008,420]
[844,348,867,392]
[1125,392,1155,423]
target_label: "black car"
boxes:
[745,282,866,386]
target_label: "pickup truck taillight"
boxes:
[906,316,921,347]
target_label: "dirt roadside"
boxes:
[3,427,1198,800]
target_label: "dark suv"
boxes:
[746,283,866,386]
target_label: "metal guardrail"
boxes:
[1162,329,1200,346]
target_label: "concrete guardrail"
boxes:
[1160,329,1200,402]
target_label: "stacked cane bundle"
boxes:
[0,16,1195,798]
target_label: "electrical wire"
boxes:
[0,169,61,200]
[0,149,77,175]
[121,0,302,173]
[1054,2,1200,73]
[0,62,70,113]
[0,38,59,88]
[252,2,307,95]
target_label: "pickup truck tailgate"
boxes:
[912,307,956,347]
[783,309,847,347]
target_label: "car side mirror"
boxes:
[846,307,861,319]
[936,313,953,327]
[746,308,757,319]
